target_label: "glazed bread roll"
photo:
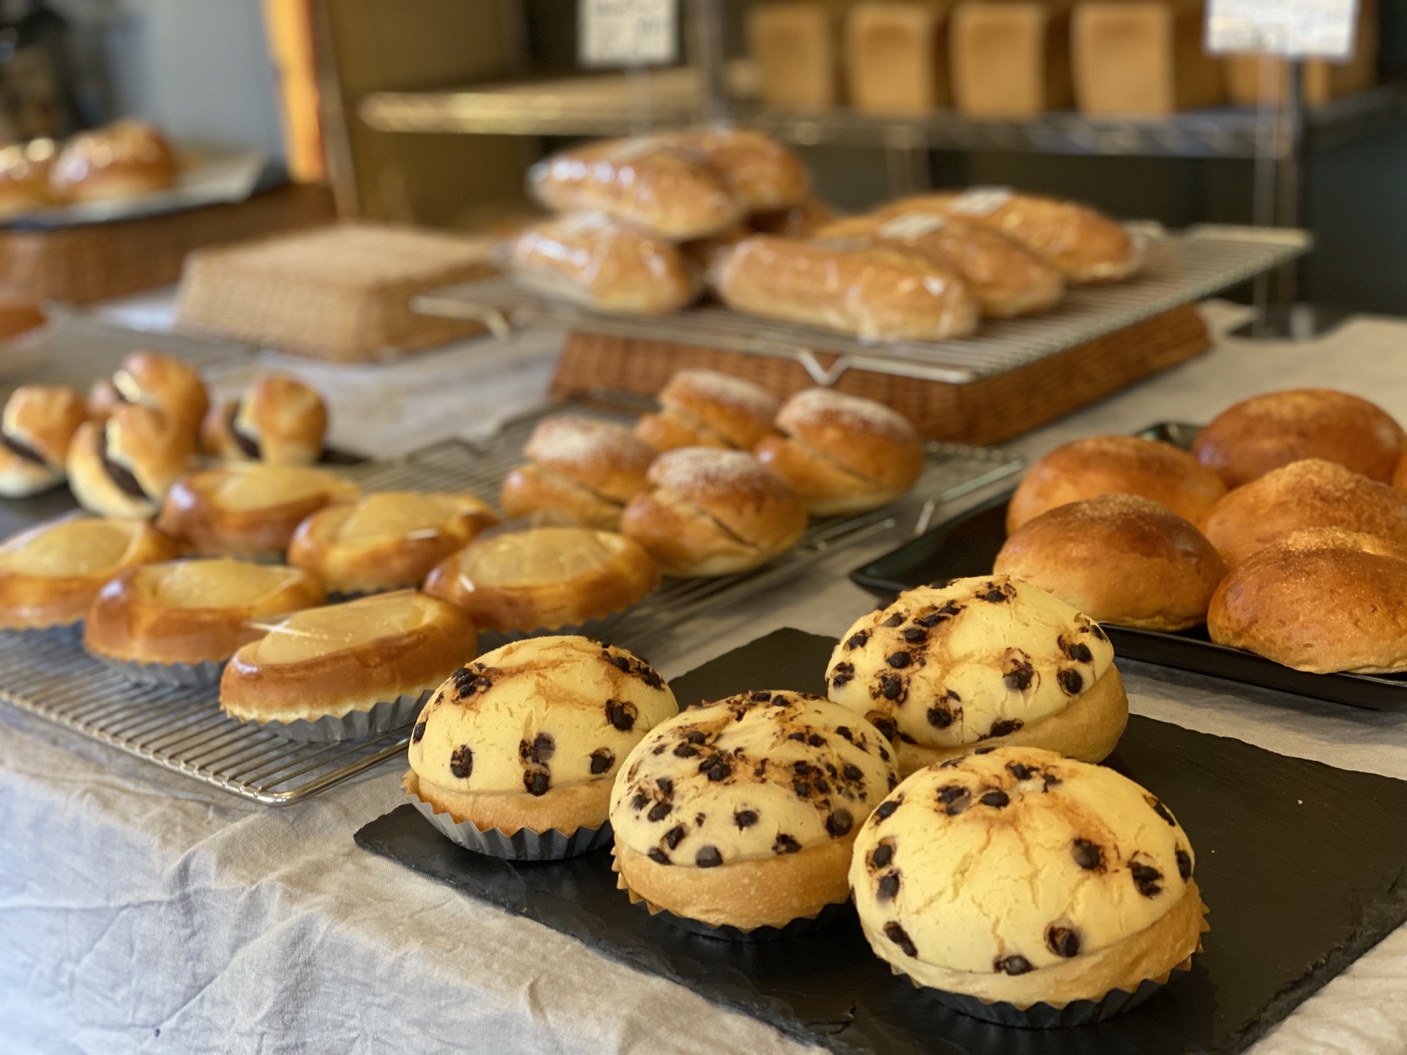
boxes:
[875,188,1143,284]
[748,193,835,238]
[851,747,1206,1010]
[654,127,809,212]
[0,138,56,219]
[827,576,1127,775]
[49,119,177,203]
[715,236,980,342]
[221,591,478,723]
[0,517,179,630]
[754,389,926,515]
[620,447,807,577]
[1193,388,1407,488]
[611,690,898,931]
[1200,459,1407,569]
[108,350,209,436]
[508,213,699,315]
[814,212,1065,318]
[1007,435,1227,534]
[500,416,657,530]
[634,369,780,453]
[423,525,658,633]
[288,491,498,594]
[994,495,1226,631]
[201,374,327,465]
[66,406,195,519]
[0,385,88,497]
[407,636,678,834]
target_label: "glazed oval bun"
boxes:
[851,746,1205,1007]
[288,491,498,594]
[408,636,678,834]
[221,591,478,723]
[827,576,1126,775]
[66,406,195,519]
[611,690,898,931]
[634,369,780,452]
[500,416,657,530]
[0,137,57,219]
[1200,458,1407,570]
[110,350,209,436]
[201,374,327,465]
[754,388,926,515]
[994,494,1227,632]
[49,119,177,203]
[422,525,658,633]
[1208,528,1407,673]
[1007,435,1227,534]
[84,559,325,667]
[657,127,809,212]
[0,384,88,497]
[619,447,807,577]
[0,516,179,630]
[1193,388,1406,488]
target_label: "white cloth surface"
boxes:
[8,302,1407,1053]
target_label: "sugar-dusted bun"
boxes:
[0,517,180,630]
[0,384,87,496]
[827,576,1126,775]
[851,747,1206,1009]
[0,138,57,219]
[1194,389,1407,488]
[754,388,925,515]
[422,526,657,633]
[201,374,327,465]
[66,407,195,518]
[1008,435,1227,534]
[1208,528,1407,673]
[110,350,209,436]
[287,491,498,594]
[995,495,1226,631]
[221,591,477,723]
[500,416,657,529]
[611,690,898,931]
[84,559,325,667]
[634,369,780,452]
[408,636,678,834]
[49,119,177,203]
[619,447,807,577]
[1201,458,1407,570]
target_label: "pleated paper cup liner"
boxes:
[91,652,225,687]
[252,688,432,742]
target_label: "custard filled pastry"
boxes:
[202,374,328,465]
[0,385,88,497]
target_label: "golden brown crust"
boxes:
[112,350,208,436]
[406,768,611,835]
[0,139,56,218]
[748,194,835,238]
[66,410,195,519]
[523,415,656,503]
[499,464,625,530]
[3,385,87,467]
[201,375,327,465]
[657,128,809,212]
[49,120,176,203]
[754,435,900,515]
[653,370,780,451]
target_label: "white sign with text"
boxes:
[579,0,678,67]
[1205,0,1360,60]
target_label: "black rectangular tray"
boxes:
[355,628,1407,1055]
[850,422,1407,712]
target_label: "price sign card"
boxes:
[579,0,678,68]
[1205,0,1360,60]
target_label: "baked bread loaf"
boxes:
[827,576,1127,775]
[748,193,835,238]
[1007,435,1227,534]
[288,491,498,594]
[84,559,325,668]
[754,388,926,515]
[156,463,360,558]
[49,119,177,203]
[107,350,209,436]
[201,374,327,465]
[620,447,807,576]
[611,690,898,931]
[634,369,780,453]
[0,385,87,497]
[407,636,678,835]
[0,138,56,219]
[715,236,980,341]
[851,746,1206,1011]
[500,416,657,530]
[0,517,179,630]
[1200,458,1407,569]
[1208,529,1407,673]
[66,405,195,519]
[221,590,478,723]
[655,127,809,212]
[1193,388,1407,488]
[423,525,657,632]
[995,495,1226,631]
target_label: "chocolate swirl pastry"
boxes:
[66,404,195,519]
[0,385,88,498]
[201,375,327,466]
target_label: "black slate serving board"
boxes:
[355,628,1407,1055]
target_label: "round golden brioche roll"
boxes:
[201,374,327,465]
[500,415,657,530]
[66,406,195,519]
[0,384,88,497]
[634,369,780,452]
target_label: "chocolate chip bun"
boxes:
[66,405,195,519]
[754,389,926,515]
[610,690,899,932]
[201,374,327,465]
[500,416,657,530]
[827,576,1127,775]
[1007,435,1227,534]
[406,636,678,836]
[994,495,1226,632]
[107,350,209,437]
[0,385,88,497]
[634,370,780,452]
[1193,389,1407,488]
[1200,458,1407,570]
[851,747,1206,1012]
[1208,528,1407,673]
[620,447,807,576]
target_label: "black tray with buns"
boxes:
[850,423,1407,712]
[356,628,1407,1054]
